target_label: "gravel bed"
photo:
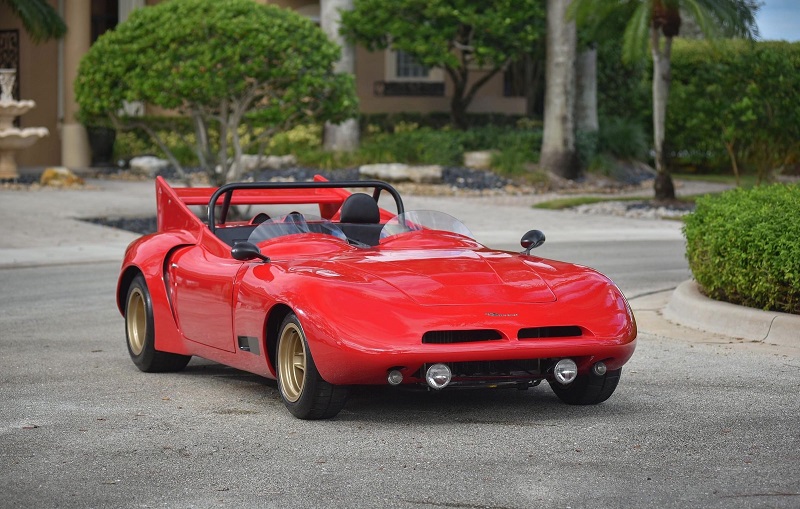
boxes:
[187,165,514,191]
[572,200,694,220]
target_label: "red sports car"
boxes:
[118,176,636,419]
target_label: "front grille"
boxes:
[448,359,541,377]
[422,329,503,344]
[518,326,582,339]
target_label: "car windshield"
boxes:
[380,210,474,240]
[248,213,348,244]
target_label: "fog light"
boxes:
[592,361,607,376]
[553,359,578,385]
[387,369,404,386]
[425,363,452,390]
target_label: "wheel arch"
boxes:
[117,265,143,315]
[264,303,294,374]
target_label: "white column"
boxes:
[118,0,145,22]
[321,0,359,152]
[61,0,91,169]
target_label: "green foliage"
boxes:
[341,0,544,128]
[359,128,463,166]
[597,116,648,160]
[356,125,542,171]
[75,0,357,184]
[571,0,760,63]
[111,116,196,164]
[2,0,66,43]
[668,40,800,180]
[110,112,544,173]
[268,125,323,156]
[684,184,800,314]
[595,40,650,133]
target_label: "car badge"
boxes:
[485,312,518,317]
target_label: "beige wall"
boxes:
[356,47,526,115]
[0,1,61,168]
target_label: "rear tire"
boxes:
[276,314,348,419]
[125,274,191,373]
[549,368,622,405]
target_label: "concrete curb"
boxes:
[664,280,799,349]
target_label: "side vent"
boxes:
[518,326,582,339]
[422,329,503,344]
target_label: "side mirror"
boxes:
[521,229,545,255]
[231,241,270,263]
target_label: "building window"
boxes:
[386,49,443,83]
[91,0,118,43]
[395,51,429,79]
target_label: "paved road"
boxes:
[1,180,798,508]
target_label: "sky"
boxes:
[756,0,800,41]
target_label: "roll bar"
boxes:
[207,180,405,235]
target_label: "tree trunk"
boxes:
[539,0,579,179]
[321,0,360,151]
[575,46,598,134]
[651,28,675,200]
[575,45,598,165]
[450,94,469,130]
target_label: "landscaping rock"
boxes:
[39,167,84,187]
[463,150,497,169]
[239,154,297,172]
[130,156,170,177]
[359,163,443,183]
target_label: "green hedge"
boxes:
[684,184,800,314]
[668,40,800,178]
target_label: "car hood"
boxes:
[338,248,556,306]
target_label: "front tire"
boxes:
[125,274,191,372]
[549,368,622,405]
[276,314,348,419]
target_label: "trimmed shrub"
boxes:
[684,184,800,314]
[668,40,800,179]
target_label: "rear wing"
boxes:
[154,176,404,235]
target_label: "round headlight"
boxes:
[387,369,404,386]
[592,361,607,376]
[425,363,452,390]
[553,359,578,385]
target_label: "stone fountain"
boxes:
[0,68,49,179]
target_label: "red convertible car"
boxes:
[118,176,636,419]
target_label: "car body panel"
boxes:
[118,176,636,388]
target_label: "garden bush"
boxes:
[684,184,800,314]
[668,40,800,179]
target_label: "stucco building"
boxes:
[0,0,527,169]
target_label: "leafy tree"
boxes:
[340,0,545,130]
[571,0,760,199]
[1,0,66,43]
[75,0,357,185]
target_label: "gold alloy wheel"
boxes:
[278,322,307,403]
[126,287,147,356]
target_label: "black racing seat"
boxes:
[339,193,383,246]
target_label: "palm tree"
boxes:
[2,0,67,43]
[540,0,579,180]
[570,0,759,200]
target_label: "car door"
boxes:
[169,243,242,353]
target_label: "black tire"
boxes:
[549,368,622,405]
[125,274,191,373]
[276,314,348,419]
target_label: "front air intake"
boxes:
[518,326,582,339]
[422,329,503,344]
